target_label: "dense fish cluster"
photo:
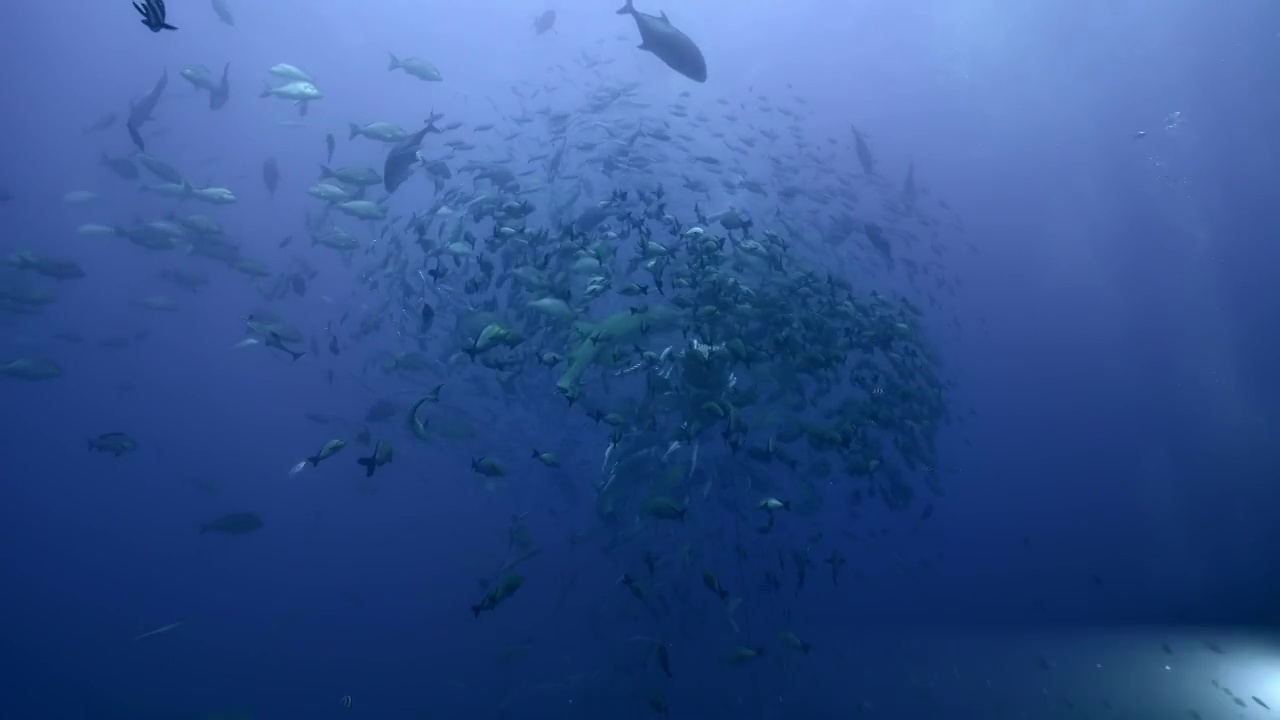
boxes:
[2,1,1004,717]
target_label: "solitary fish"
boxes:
[133,620,184,641]
[615,0,706,82]
[199,511,264,535]
[262,157,279,195]
[533,9,556,35]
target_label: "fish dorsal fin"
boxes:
[660,10,669,22]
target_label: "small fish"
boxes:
[262,157,279,195]
[325,133,335,163]
[199,511,264,535]
[133,620,183,641]
[127,121,146,152]
[306,439,346,466]
[420,302,435,332]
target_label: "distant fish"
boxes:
[615,0,706,82]
[83,112,117,133]
[210,0,233,25]
[209,62,230,110]
[533,9,557,35]
[133,620,183,641]
[199,511,264,535]
[325,132,335,163]
[128,69,168,128]
[262,157,279,195]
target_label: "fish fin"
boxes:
[387,52,400,70]
[660,11,669,22]
[615,0,634,14]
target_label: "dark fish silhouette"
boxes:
[421,302,435,332]
[383,115,442,194]
[83,112,117,133]
[126,120,145,152]
[533,9,557,35]
[199,511,263,535]
[209,62,230,110]
[325,133,335,163]
[134,0,177,32]
[262,157,279,195]
[128,69,168,128]
[615,0,706,82]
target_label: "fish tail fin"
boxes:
[357,455,376,477]
[348,123,360,140]
[320,164,334,179]
[388,52,400,70]
[470,604,482,618]
[290,349,304,362]
[259,83,273,98]
[306,454,320,467]
[531,448,541,458]
[615,0,634,14]
[198,524,209,534]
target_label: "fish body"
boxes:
[383,118,441,193]
[388,54,443,81]
[200,511,264,535]
[88,432,139,456]
[615,0,707,82]
[357,440,393,477]
[261,81,322,102]
[533,9,556,34]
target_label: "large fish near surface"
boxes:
[615,0,706,82]
[383,116,442,194]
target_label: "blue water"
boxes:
[2,0,1280,718]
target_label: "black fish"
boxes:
[133,0,177,32]
[278,234,292,248]
[615,0,706,82]
[325,133,335,163]
[420,302,435,332]
[533,9,557,34]
[209,62,230,110]
[328,335,339,356]
[126,120,146,152]
[383,114,442,194]
[262,157,279,195]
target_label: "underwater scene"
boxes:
[2,0,1280,718]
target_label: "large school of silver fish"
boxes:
[0,1,1007,717]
